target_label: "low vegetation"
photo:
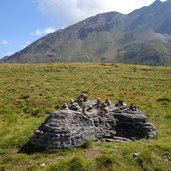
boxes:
[0,63,171,171]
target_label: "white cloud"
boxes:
[31,29,42,36]
[6,52,13,56]
[0,51,14,59]
[0,40,8,45]
[23,41,31,48]
[31,27,56,36]
[36,0,160,27]
[44,27,56,34]
[26,41,31,45]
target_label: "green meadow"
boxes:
[0,63,171,171]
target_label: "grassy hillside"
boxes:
[0,63,171,171]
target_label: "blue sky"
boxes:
[0,0,59,58]
[0,0,161,58]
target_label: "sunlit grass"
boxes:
[0,63,171,170]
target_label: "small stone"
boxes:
[40,163,46,167]
[133,152,139,157]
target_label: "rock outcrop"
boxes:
[29,100,156,149]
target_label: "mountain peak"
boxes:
[153,0,162,3]
[151,0,163,6]
[1,1,171,65]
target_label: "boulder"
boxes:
[29,100,156,149]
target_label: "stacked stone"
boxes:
[29,100,156,149]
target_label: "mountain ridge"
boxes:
[1,0,171,65]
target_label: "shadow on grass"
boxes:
[165,115,171,119]
[18,139,93,154]
[18,142,48,154]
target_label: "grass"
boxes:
[0,63,171,171]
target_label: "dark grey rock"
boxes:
[29,100,156,149]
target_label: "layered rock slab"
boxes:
[29,101,156,148]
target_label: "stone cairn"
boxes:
[29,94,156,149]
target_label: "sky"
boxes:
[0,0,165,58]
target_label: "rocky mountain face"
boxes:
[24,100,156,150]
[2,0,171,65]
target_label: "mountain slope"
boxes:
[1,0,171,65]
[117,0,171,65]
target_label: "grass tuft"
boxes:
[80,140,93,149]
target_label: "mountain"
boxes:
[1,0,171,65]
